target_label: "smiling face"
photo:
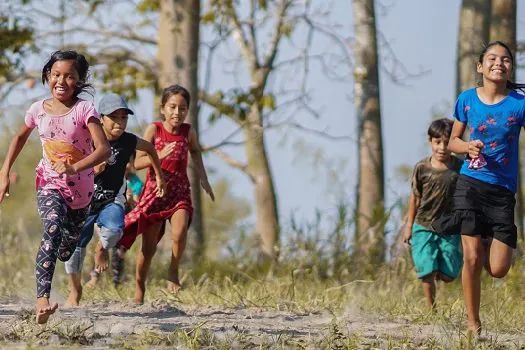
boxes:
[477,44,513,85]
[161,93,188,129]
[47,60,80,103]
[430,136,450,163]
[102,109,128,139]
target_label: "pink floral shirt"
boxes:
[25,99,100,209]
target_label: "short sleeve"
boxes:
[82,101,100,126]
[24,102,40,128]
[411,163,423,197]
[520,95,525,127]
[453,93,469,123]
[125,132,138,150]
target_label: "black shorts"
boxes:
[431,175,517,248]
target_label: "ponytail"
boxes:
[507,81,525,94]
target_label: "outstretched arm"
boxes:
[0,125,33,203]
[403,192,420,245]
[188,128,214,201]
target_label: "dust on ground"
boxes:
[0,300,523,348]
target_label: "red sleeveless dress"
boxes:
[118,122,193,249]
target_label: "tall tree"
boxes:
[489,0,523,244]
[158,0,206,258]
[200,0,286,259]
[352,0,385,266]
[456,0,491,96]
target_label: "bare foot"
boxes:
[64,287,82,307]
[467,322,482,337]
[65,272,82,307]
[94,242,109,272]
[85,270,99,289]
[35,298,58,324]
[167,280,182,293]
[134,282,145,305]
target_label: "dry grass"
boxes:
[1,215,525,348]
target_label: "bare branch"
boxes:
[201,140,245,152]
[225,2,258,69]
[201,126,245,152]
[210,148,255,182]
[36,27,157,46]
[249,0,259,65]
[377,31,430,85]
[262,0,292,70]
[92,46,156,73]
[283,122,354,142]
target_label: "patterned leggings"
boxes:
[36,189,89,298]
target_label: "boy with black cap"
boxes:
[64,93,166,306]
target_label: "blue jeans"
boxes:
[65,202,124,274]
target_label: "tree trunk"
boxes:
[352,0,385,266]
[456,0,491,96]
[489,0,523,245]
[244,108,280,259]
[158,0,206,257]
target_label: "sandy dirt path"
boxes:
[0,301,523,348]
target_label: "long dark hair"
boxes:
[478,41,525,93]
[41,50,93,97]
[160,84,191,107]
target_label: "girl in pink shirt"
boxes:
[0,50,110,324]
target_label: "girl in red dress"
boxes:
[116,84,214,304]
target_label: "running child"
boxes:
[432,41,525,334]
[115,84,215,304]
[403,118,463,310]
[64,93,166,305]
[0,50,111,323]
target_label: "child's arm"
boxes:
[135,137,166,197]
[188,128,215,201]
[133,124,176,170]
[53,119,111,175]
[448,120,484,158]
[0,125,33,202]
[403,192,420,244]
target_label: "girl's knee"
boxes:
[462,244,483,269]
[487,263,511,278]
[463,253,483,272]
[171,229,187,244]
[98,227,123,249]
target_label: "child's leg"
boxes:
[410,224,439,308]
[167,210,190,292]
[485,238,513,278]
[135,221,163,304]
[94,203,125,272]
[461,235,484,334]
[57,206,89,262]
[35,189,69,323]
[422,273,437,309]
[64,214,96,306]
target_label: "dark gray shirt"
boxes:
[411,156,462,228]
